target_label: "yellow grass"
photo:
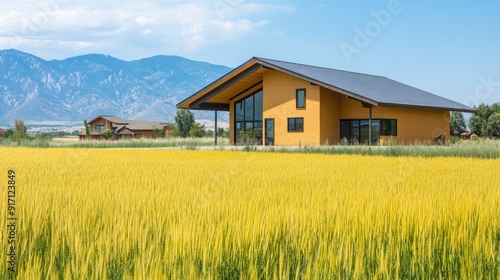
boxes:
[0,148,499,279]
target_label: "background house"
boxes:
[78,116,170,140]
[177,57,475,146]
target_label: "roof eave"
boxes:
[378,102,477,113]
[176,57,260,109]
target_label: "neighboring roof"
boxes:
[88,115,129,124]
[86,116,169,131]
[177,57,475,113]
[117,128,134,135]
[125,121,168,130]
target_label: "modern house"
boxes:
[78,116,170,140]
[177,57,475,146]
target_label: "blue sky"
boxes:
[1,0,499,107]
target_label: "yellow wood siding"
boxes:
[339,96,449,144]
[228,70,450,145]
[319,87,341,145]
[263,70,321,146]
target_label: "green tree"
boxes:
[4,129,14,138]
[174,109,195,138]
[153,126,164,138]
[84,119,90,137]
[487,112,500,137]
[189,122,206,138]
[450,111,467,131]
[12,119,27,139]
[469,104,493,136]
[103,130,114,140]
[217,127,229,138]
[166,124,177,138]
[206,130,214,138]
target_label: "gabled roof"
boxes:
[87,115,169,131]
[125,121,168,130]
[88,115,129,124]
[117,128,134,135]
[177,57,475,113]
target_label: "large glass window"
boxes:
[341,119,396,144]
[234,90,263,144]
[296,89,305,108]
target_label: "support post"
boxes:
[214,109,218,146]
[368,105,372,147]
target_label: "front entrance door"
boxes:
[265,118,274,146]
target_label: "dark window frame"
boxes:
[288,117,304,132]
[265,118,275,146]
[340,118,397,143]
[296,88,306,109]
[380,119,397,136]
[95,125,106,131]
[234,89,263,144]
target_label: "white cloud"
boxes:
[0,1,296,60]
[136,16,155,26]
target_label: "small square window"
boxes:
[296,89,305,108]
[288,118,304,132]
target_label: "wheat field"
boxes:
[1,147,499,279]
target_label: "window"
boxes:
[296,89,305,108]
[265,118,275,146]
[234,89,263,144]
[340,119,397,144]
[381,119,397,136]
[95,125,105,131]
[288,118,304,132]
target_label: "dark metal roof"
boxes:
[255,57,475,112]
[177,57,475,112]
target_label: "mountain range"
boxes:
[0,49,232,126]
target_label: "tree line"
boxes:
[451,103,500,138]
[173,109,229,139]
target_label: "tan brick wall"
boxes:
[319,87,341,145]
[339,96,449,144]
[228,71,450,145]
[375,107,450,144]
[262,70,321,146]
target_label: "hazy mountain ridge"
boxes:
[0,49,232,125]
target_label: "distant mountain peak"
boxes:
[0,50,231,125]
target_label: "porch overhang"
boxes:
[177,58,266,111]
